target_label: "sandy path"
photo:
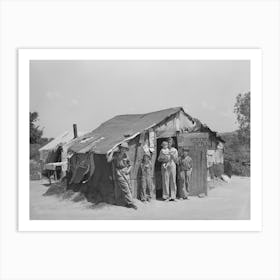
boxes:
[30,176,250,220]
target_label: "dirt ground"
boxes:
[30,176,250,220]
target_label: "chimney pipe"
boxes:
[73,124,78,138]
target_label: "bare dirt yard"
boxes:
[30,176,250,220]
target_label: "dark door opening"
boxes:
[155,136,178,199]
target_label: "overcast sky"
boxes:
[30,60,250,138]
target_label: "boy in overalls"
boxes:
[178,147,193,199]
[140,154,153,202]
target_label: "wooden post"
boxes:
[73,124,78,138]
[48,170,52,185]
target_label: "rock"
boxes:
[221,174,231,183]
[71,192,86,202]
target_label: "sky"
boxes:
[30,60,250,138]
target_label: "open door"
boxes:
[154,136,178,199]
[177,132,208,196]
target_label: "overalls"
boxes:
[139,161,153,201]
[158,147,178,200]
[178,156,192,198]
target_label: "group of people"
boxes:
[109,137,193,210]
[158,138,192,202]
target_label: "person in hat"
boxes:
[158,137,178,201]
[139,153,153,202]
[110,142,137,210]
[178,147,193,199]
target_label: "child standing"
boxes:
[140,154,153,202]
[178,147,193,199]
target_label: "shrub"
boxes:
[220,131,250,177]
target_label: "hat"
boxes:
[119,142,129,150]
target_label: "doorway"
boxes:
[155,136,178,199]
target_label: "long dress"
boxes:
[113,152,134,206]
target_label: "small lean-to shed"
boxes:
[67,107,224,205]
[39,130,86,179]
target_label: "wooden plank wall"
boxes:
[128,131,157,199]
[188,147,207,196]
[177,132,208,196]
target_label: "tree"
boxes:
[234,92,250,146]
[30,112,43,144]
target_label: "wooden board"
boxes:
[177,132,208,196]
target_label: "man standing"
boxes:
[158,137,178,201]
[178,148,193,199]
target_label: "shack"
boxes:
[39,128,86,180]
[67,107,224,205]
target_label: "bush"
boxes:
[30,159,42,180]
[229,160,250,177]
[30,143,41,161]
[221,131,250,177]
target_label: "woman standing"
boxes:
[108,142,137,210]
[158,137,178,201]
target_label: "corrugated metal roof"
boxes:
[69,107,190,154]
[39,131,85,151]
